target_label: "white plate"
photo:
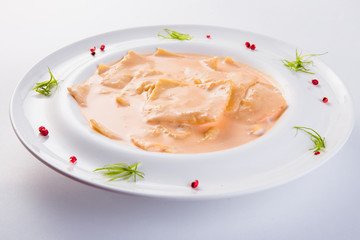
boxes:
[10,25,354,200]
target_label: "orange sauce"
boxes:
[68,49,287,153]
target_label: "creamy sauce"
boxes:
[68,48,287,153]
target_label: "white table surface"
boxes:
[1,0,359,239]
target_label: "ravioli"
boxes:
[67,48,287,153]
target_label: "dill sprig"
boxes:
[294,126,325,153]
[158,29,193,40]
[32,68,58,96]
[94,162,144,182]
[282,50,327,74]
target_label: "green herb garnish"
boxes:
[294,126,325,153]
[32,68,58,96]
[158,29,193,40]
[94,162,144,182]
[282,50,327,74]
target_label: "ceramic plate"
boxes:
[10,25,354,199]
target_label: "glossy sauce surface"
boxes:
[68,49,287,153]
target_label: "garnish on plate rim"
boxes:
[70,156,77,164]
[94,162,144,182]
[312,79,319,85]
[282,49,327,74]
[38,126,49,136]
[191,179,199,188]
[158,29,193,40]
[294,126,325,154]
[245,42,256,50]
[90,46,96,56]
[32,68,58,96]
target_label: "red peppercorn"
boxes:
[314,151,320,155]
[206,35,211,39]
[100,44,105,51]
[90,46,96,52]
[69,156,77,164]
[250,44,256,50]
[245,42,251,48]
[322,97,328,103]
[38,126,48,136]
[312,79,319,85]
[191,180,199,188]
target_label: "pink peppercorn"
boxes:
[245,42,251,48]
[250,44,256,50]
[90,46,96,56]
[39,126,48,136]
[322,97,328,103]
[314,151,320,155]
[191,180,199,188]
[206,35,211,39]
[69,156,77,164]
[312,79,319,85]
[100,44,105,51]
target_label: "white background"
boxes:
[1,0,359,239]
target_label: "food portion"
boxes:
[143,79,232,124]
[68,48,287,153]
